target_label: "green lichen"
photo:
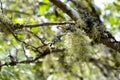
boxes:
[64,29,90,63]
[89,24,101,42]
[76,19,87,28]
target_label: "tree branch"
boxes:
[0,47,65,67]
[49,0,120,52]
[49,0,80,21]
[14,22,75,29]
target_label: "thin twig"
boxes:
[27,30,45,45]
[14,22,75,29]
[0,47,65,67]
[2,8,32,15]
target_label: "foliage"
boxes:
[0,0,120,80]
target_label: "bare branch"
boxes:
[14,22,75,29]
[0,47,65,67]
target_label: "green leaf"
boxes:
[13,18,25,24]
[31,28,39,33]
[38,2,50,15]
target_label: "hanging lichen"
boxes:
[89,24,101,43]
[64,29,91,63]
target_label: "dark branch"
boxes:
[13,22,75,29]
[0,47,65,67]
[49,0,80,21]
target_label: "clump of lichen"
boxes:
[64,29,90,63]
[89,24,101,42]
[76,19,87,29]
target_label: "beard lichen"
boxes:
[64,29,91,63]
[89,24,101,43]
